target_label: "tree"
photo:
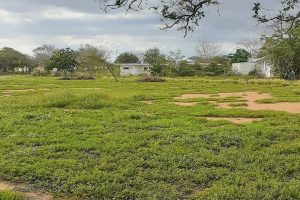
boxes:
[143,48,171,76]
[227,49,251,63]
[238,38,261,58]
[0,47,31,73]
[33,45,56,68]
[168,50,185,67]
[99,0,299,36]
[115,52,139,63]
[47,48,78,77]
[143,48,162,65]
[253,1,300,35]
[195,39,221,60]
[262,26,300,79]
[77,44,107,77]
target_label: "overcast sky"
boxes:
[0,0,279,58]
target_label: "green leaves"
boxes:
[47,48,78,76]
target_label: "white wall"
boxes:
[120,64,150,76]
[256,61,272,78]
[232,62,256,75]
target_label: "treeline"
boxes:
[0,44,248,78]
[0,25,299,79]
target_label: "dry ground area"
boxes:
[174,91,300,114]
[0,181,52,200]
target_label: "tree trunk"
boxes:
[107,64,118,82]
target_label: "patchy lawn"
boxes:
[0,76,299,199]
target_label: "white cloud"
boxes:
[0,9,34,25]
[43,7,97,20]
[0,0,275,58]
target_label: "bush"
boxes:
[58,73,95,80]
[175,61,196,76]
[138,75,166,82]
[31,68,48,76]
[248,69,264,78]
[76,73,95,80]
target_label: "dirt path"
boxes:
[0,181,53,200]
[205,117,262,124]
[174,92,300,114]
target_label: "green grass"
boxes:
[0,190,26,200]
[0,75,300,199]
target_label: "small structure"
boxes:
[119,63,151,76]
[15,67,30,73]
[232,57,273,78]
[36,66,46,72]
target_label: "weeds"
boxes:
[0,76,299,199]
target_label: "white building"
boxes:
[232,57,273,78]
[119,63,151,76]
[15,67,30,73]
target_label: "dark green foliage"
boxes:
[143,48,172,76]
[115,52,139,63]
[0,47,33,73]
[262,26,300,79]
[143,48,162,65]
[227,49,252,63]
[175,61,196,76]
[47,48,78,77]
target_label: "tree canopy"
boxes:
[99,0,300,36]
[33,45,57,68]
[227,49,251,63]
[115,52,140,63]
[47,48,78,76]
[0,47,32,72]
[77,44,108,76]
[262,26,300,79]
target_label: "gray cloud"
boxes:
[0,0,277,57]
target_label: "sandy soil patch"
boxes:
[174,102,198,107]
[0,92,12,97]
[174,92,272,101]
[0,181,52,200]
[5,89,35,92]
[174,94,212,99]
[205,117,262,124]
[141,101,154,105]
[174,92,300,114]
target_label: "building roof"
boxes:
[117,63,150,66]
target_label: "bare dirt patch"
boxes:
[174,92,300,114]
[205,117,262,124]
[5,89,35,92]
[174,94,212,99]
[141,101,154,105]
[174,102,198,107]
[0,181,53,200]
[0,92,12,97]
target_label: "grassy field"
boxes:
[0,76,299,199]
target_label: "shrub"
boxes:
[138,75,166,82]
[76,73,95,80]
[58,73,95,80]
[31,68,48,76]
[175,61,196,76]
[248,69,264,78]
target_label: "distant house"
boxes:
[119,63,151,76]
[232,57,273,78]
[15,67,30,73]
